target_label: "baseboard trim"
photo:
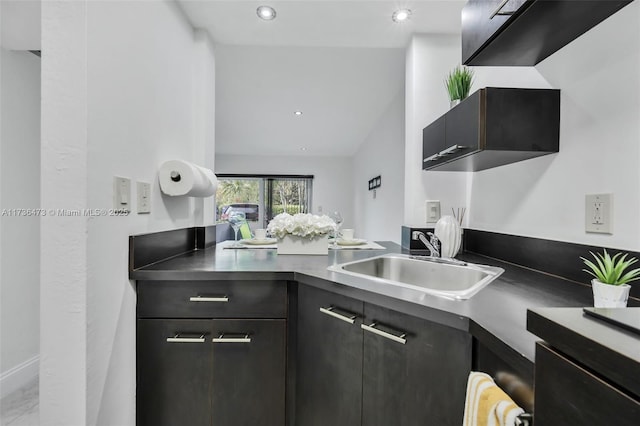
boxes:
[0,355,39,399]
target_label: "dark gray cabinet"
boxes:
[362,304,471,426]
[137,319,213,426]
[462,0,633,66]
[136,281,287,426]
[422,116,447,168]
[422,87,560,172]
[534,342,640,425]
[296,284,472,426]
[296,284,364,426]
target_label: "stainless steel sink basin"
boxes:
[327,254,504,300]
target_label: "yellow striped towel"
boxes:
[463,371,525,426]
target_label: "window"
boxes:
[216,175,313,229]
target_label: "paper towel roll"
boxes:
[158,160,218,197]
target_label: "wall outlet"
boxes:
[425,200,441,223]
[137,181,151,214]
[585,193,612,234]
[113,177,131,212]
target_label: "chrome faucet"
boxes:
[412,231,440,257]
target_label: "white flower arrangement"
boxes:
[267,213,335,240]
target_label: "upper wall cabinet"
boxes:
[462,0,633,66]
[422,87,560,172]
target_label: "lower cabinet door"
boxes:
[137,319,213,426]
[361,304,472,426]
[137,319,286,426]
[535,342,640,426]
[211,319,286,426]
[296,285,364,426]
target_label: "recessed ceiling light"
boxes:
[300,147,308,151]
[257,5,276,21]
[294,111,303,116]
[392,9,412,23]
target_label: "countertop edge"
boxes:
[527,308,640,398]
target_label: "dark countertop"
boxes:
[131,241,595,367]
[528,307,640,398]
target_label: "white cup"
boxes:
[254,229,267,240]
[341,229,355,241]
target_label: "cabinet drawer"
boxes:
[137,280,287,318]
[535,342,640,425]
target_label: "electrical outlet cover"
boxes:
[585,193,612,234]
[425,200,441,223]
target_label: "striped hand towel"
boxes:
[463,371,525,426]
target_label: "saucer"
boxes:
[336,238,367,246]
[240,238,277,245]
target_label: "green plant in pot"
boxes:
[581,249,640,308]
[444,65,474,108]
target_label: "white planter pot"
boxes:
[277,234,328,255]
[591,279,631,308]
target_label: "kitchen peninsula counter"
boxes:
[130,241,597,374]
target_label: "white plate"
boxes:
[240,238,277,245]
[337,238,367,246]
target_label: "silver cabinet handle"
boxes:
[423,153,441,163]
[439,144,467,156]
[319,306,357,324]
[166,333,206,343]
[424,145,467,163]
[361,323,407,344]
[490,0,517,19]
[212,333,251,343]
[189,295,229,302]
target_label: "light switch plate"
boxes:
[113,177,131,212]
[425,200,441,223]
[585,193,612,234]
[137,181,151,214]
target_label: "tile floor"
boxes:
[0,378,39,426]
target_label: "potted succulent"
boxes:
[267,213,335,255]
[581,249,640,307]
[445,65,474,108]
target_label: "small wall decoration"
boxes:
[368,175,382,191]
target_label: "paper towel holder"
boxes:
[158,160,218,197]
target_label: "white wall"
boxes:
[41,2,88,424]
[1,0,41,50]
[406,3,639,252]
[352,91,405,243]
[404,34,550,228]
[469,1,640,251]
[404,35,471,228]
[41,1,216,425]
[0,48,40,397]
[215,154,355,228]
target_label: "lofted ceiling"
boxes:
[178,1,466,156]
[214,45,405,156]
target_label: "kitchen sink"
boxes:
[327,254,504,300]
